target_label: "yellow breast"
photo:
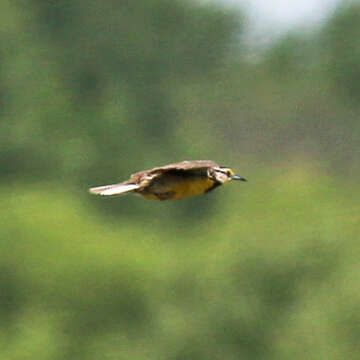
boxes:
[141,178,216,200]
[170,178,216,200]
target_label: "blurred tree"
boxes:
[2,1,360,360]
[0,0,241,187]
[321,2,360,103]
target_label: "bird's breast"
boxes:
[172,178,216,199]
[138,170,219,200]
[142,177,215,200]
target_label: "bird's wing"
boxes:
[89,183,140,196]
[129,160,219,184]
[147,160,219,173]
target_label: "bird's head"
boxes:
[208,167,247,184]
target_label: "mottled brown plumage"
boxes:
[89,160,246,200]
[128,160,218,183]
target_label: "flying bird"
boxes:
[89,160,246,200]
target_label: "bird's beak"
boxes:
[231,175,247,181]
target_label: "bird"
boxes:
[89,160,246,200]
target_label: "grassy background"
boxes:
[2,164,359,359]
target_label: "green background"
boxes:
[1,1,359,359]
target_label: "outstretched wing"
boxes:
[153,160,219,172]
[128,160,219,184]
[132,160,219,176]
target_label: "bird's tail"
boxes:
[89,183,140,196]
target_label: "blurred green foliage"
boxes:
[1,0,360,359]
